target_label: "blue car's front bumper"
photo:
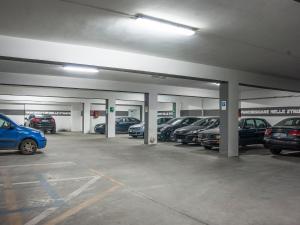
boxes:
[37,138,47,149]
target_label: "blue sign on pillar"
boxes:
[220,100,227,111]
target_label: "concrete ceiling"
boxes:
[0,59,223,90]
[0,0,299,79]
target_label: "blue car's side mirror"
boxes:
[9,123,16,130]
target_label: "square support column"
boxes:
[105,98,116,138]
[83,102,91,134]
[71,103,83,132]
[219,81,239,157]
[144,92,158,145]
[173,102,181,118]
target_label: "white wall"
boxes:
[0,104,25,125]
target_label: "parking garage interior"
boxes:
[0,1,300,225]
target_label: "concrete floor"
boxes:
[0,132,300,225]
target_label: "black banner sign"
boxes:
[241,107,300,116]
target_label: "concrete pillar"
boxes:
[174,101,181,118]
[71,103,82,132]
[219,81,239,157]
[144,92,158,145]
[105,98,116,138]
[83,102,91,134]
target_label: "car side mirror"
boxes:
[9,123,16,130]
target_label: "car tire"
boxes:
[132,136,137,138]
[270,148,282,155]
[204,145,212,150]
[182,142,188,145]
[51,128,56,134]
[20,139,37,155]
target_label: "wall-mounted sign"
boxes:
[220,100,227,111]
[157,111,174,117]
[26,111,71,116]
[109,106,115,113]
[241,107,300,116]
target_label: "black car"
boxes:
[95,117,140,134]
[25,114,56,133]
[199,118,271,149]
[174,117,219,144]
[264,117,300,155]
[157,117,201,141]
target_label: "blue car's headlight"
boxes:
[40,132,45,138]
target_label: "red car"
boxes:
[25,114,56,134]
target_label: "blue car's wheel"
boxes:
[20,139,37,155]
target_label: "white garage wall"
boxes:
[0,104,25,125]
[158,102,173,111]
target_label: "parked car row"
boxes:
[131,116,300,156]
[96,115,300,155]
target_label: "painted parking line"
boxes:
[90,169,124,186]
[0,175,98,187]
[36,174,64,206]
[24,176,101,225]
[0,161,76,169]
[1,171,23,225]
[43,184,121,225]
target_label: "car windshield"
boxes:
[169,118,184,126]
[192,118,217,127]
[165,118,177,124]
[275,118,300,127]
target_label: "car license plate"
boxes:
[177,139,182,143]
[273,133,287,138]
[42,120,48,122]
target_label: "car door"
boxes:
[116,118,126,132]
[240,119,257,145]
[0,117,18,149]
[126,118,136,130]
[255,119,268,143]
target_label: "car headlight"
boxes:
[40,131,45,138]
[215,134,220,139]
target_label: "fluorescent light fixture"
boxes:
[63,65,99,73]
[135,14,197,36]
[213,82,220,86]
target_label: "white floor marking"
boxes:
[24,176,101,225]
[0,176,98,187]
[0,161,75,168]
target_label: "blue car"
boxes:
[128,117,173,138]
[95,117,141,134]
[0,114,47,155]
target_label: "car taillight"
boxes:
[288,129,300,137]
[265,128,272,136]
[32,118,41,123]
